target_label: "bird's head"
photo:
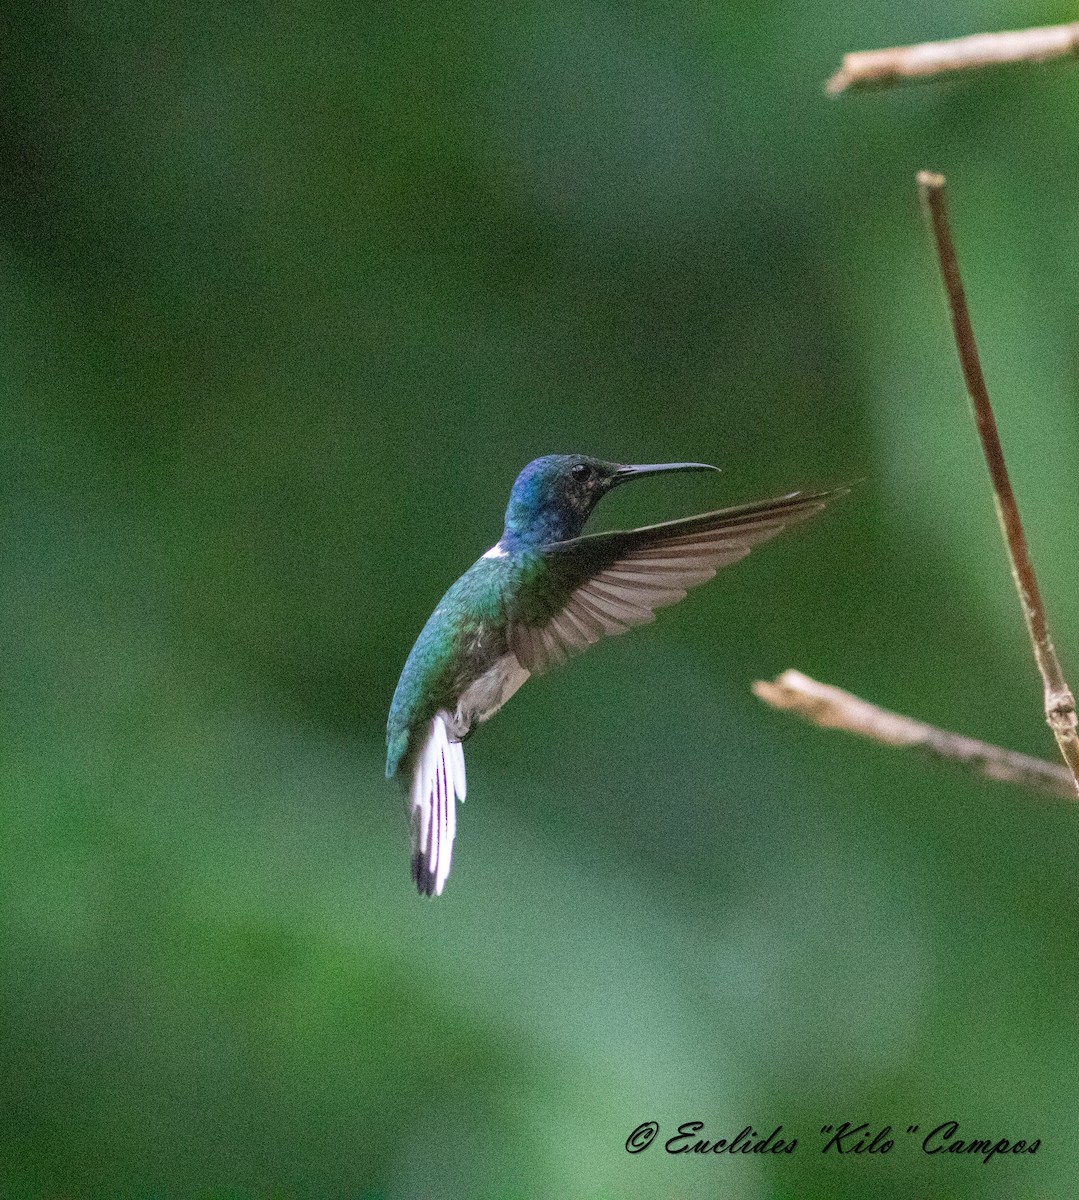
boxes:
[501,454,719,547]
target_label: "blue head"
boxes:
[500,454,719,548]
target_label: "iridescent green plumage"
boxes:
[386,554,519,778]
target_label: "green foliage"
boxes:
[3,1,1079,1195]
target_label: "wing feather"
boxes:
[509,488,838,673]
[549,609,591,651]
[567,590,628,635]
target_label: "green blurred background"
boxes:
[3,1,1079,1196]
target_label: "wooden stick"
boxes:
[826,23,1079,94]
[917,171,1079,795]
[753,671,1077,801]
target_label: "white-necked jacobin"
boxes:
[387,454,839,896]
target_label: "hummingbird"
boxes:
[386,454,839,896]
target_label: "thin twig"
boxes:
[753,671,1077,801]
[917,171,1079,795]
[826,23,1079,94]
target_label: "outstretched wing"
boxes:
[409,711,467,897]
[509,489,838,674]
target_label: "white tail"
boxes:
[410,711,467,896]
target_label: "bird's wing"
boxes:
[508,489,838,674]
[410,711,467,897]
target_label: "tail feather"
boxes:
[409,712,466,897]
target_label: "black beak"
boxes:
[612,461,720,487]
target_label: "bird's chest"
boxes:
[433,557,530,738]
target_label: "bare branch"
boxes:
[753,671,1077,801]
[917,171,1079,795]
[826,23,1079,94]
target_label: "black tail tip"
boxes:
[411,852,437,898]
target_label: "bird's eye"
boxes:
[571,463,592,482]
